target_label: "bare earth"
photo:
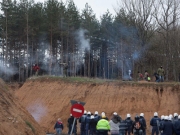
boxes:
[13,77,180,135]
[0,79,45,135]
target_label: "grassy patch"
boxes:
[25,120,35,133]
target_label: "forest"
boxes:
[0,0,180,82]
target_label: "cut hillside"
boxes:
[0,79,45,135]
[15,76,180,134]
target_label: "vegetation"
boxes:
[0,0,180,82]
[25,120,35,133]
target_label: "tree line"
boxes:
[0,0,180,82]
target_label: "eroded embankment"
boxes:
[15,78,180,134]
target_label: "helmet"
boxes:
[113,112,117,115]
[178,115,180,119]
[84,110,87,114]
[127,114,131,118]
[169,114,173,118]
[70,114,72,116]
[161,115,165,120]
[91,115,94,119]
[164,116,169,120]
[95,111,98,115]
[140,113,144,117]
[101,112,105,116]
[168,116,172,121]
[174,113,178,117]
[135,115,140,121]
[154,112,158,116]
[87,111,91,115]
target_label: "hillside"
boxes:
[15,76,180,134]
[0,79,45,135]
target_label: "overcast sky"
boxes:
[35,0,118,19]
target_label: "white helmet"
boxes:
[113,112,117,115]
[168,116,172,121]
[95,111,98,115]
[154,112,158,116]
[84,110,87,114]
[70,114,72,116]
[140,113,144,117]
[101,112,105,116]
[127,114,131,118]
[174,113,178,117]
[91,115,94,119]
[178,115,180,119]
[161,115,165,120]
[169,114,173,118]
[87,111,91,115]
[164,116,169,120]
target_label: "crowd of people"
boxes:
[138,66,165,82]
[58,111,180,135]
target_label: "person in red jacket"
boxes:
[54,118,64,135]
[32,64,40,76]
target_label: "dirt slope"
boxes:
[15,77,180,134]
[0,79,45,135]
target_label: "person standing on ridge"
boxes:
[54,118,64,135]
[157,66,165,82]
[144,71,149,81]
[32,64,40,76]
[150,112,161,135]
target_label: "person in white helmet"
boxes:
[89,115,96,135]
[150,112,161,135]
[161,116,174,135]
[109,112,121,135]
[159,115,165,135]
[139,113,146,135]
[94,111,100,124]
[125,114,133,135]
[79,110,87,135]
[173,113,178,123]
[85,111,91,135]
[174,115,180,135]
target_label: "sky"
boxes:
[35,0,118,19]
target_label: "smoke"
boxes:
[26,101,47,122]
[75,28,90,52]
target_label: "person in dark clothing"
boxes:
[174,115,180,135]
[94,111,101,125]
[125,114,133,135]
[159,115,165,135]
[89,115,97,135]
[132,115,144,135]
[68,114,77,135]
[161,116,174,135]
[150,112,161,135]
[139,113,147,135]
[79,111,87,135]
[119,118,128,135]
[54,118,64,135]
[85,111,91,135]
[154,72,159,82]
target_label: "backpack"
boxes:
[80,115,86,123]
[134,121,141,129]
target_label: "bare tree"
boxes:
[153,0,180,80]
